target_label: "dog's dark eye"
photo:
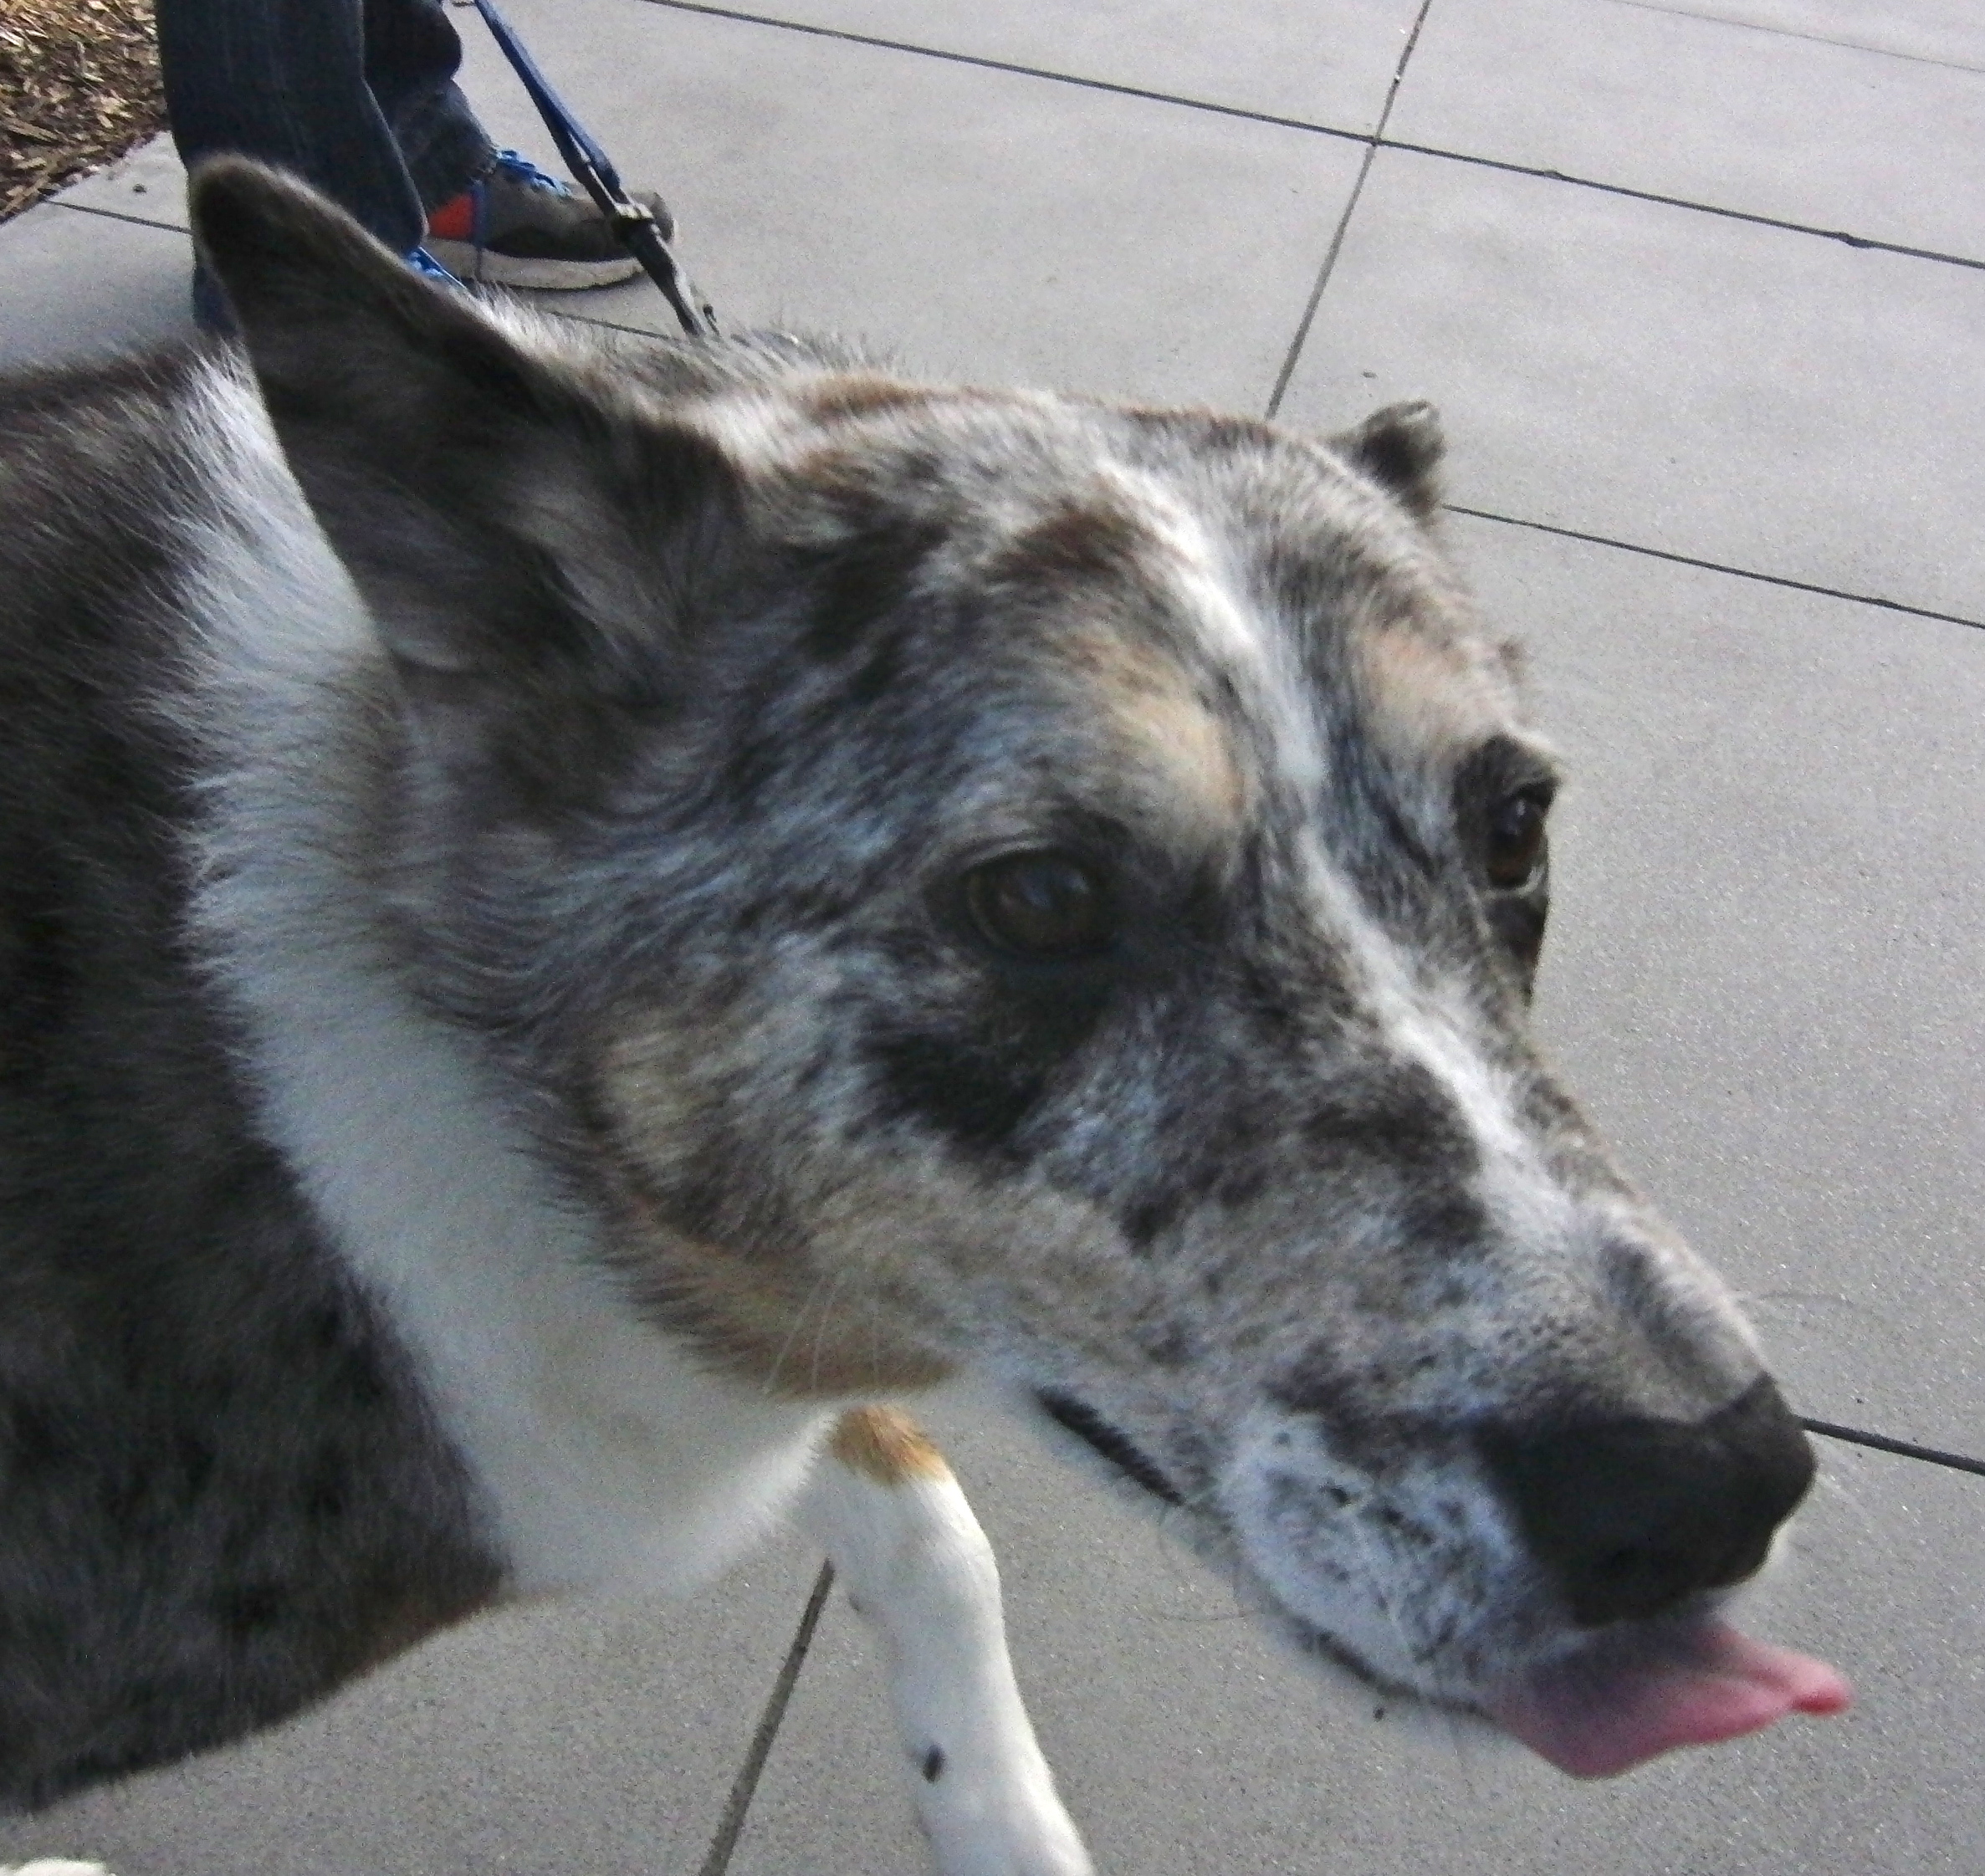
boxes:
[1484,793,1548,890]
[964,851,1114,960]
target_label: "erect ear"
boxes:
[189,156,739,700]
[1331,399,1445,521]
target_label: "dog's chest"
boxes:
[228,933,832,1592]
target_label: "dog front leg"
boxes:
[797,1408,1095,1876]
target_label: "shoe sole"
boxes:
[423,239,643,290]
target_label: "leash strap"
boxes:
[469,0,719,338]
[1799,1415,1985,1479]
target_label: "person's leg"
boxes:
[360,0,494,216]
[159,0,668,304]
[155,0,436,254]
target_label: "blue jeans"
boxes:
[158,0,497,263]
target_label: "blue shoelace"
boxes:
[407,247,461,284]
[488,149,573,197]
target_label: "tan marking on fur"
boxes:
[594,1027,956,1400]
[1354,621,1511,769]
[800,376,1016,431]
[633,1243,954,1398]
[830,1405,954,1485]
[1067,625,1248,834]
[1000,499,1149,585]
[803,375,941,423]
[596,1017,704,1144]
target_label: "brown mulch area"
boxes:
[1,0,165,223]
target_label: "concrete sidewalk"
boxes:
[3,2,1981,1870]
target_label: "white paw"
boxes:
[913,1752,1096,1876]
[1,1863,117,1876]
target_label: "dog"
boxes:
[0,158,1848,1873]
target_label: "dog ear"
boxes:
[189,156,738,702]
[1332,400,1445,521]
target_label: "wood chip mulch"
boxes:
[2,0,165,224]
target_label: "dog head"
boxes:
[192,159,1845,1774]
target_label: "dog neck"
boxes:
[178,358,835,1597]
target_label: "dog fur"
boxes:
[0,161,1828,1869]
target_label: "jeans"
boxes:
[157,0,497,259]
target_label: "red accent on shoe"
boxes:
[427,192,476,243]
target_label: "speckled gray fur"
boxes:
[0,160,1818,1804]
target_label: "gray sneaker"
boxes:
[425,150,676,289]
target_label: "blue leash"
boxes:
[469,0,718,338]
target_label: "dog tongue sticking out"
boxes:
[1488,1619,1850,1778]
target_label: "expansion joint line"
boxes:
[1261,0,1434,420]
[1442,504,1985,632]
[697,1561,838,1876]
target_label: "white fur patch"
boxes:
[1223,1403,1527,1699]
[1107,463,1329,805]
[177,361,831,1595]
[1296,822,1561,1217]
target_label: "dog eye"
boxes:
[964,851,1115,960]
[1484,793,1548,889]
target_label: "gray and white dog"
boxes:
[0,160,1846,1872]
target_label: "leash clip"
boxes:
[469,0,719,339]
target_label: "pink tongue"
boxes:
[1488,1619,1850,1778]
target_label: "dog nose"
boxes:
[1478,1377,1816,1627]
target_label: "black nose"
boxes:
[1478,1376,1816,1627]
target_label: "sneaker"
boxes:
[425,149,674,290]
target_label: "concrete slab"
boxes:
[654,0,1422,132]
[727,1381,1983,1873]
[447,0,1361,407]
[1277,148,1985,621]
[1451,513,1985,1451]
[45,135,187,232]
[0,205,192,369]
[1632,0,1985,69]
[721,1590,928,1874]
[1389,0,1985,261]
[0,1539,825,1876]
[28,0,1366,411]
